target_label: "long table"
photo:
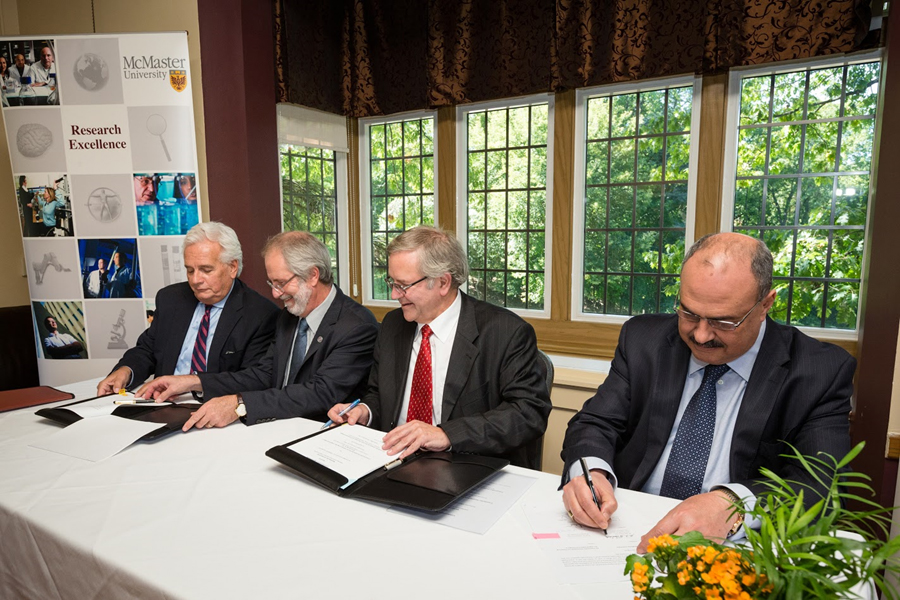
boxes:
[0,380,873,599]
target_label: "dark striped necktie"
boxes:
[191,305,212,373]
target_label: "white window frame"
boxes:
[358,109,439,307]
[276,145,351,293]
[720,49,883,341]
[571,75,702,323]
[455,93,555,318]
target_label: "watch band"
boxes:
[718,488,745,537]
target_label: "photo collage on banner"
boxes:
[0,33,199,380]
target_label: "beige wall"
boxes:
[0,0,206,308]
[542,368,605,475]
[891,330,900,433]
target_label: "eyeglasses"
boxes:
[266,273,299,294]
[384,275,428,295]
[674,297,763,332]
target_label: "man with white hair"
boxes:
[137,231,378,431]
[97,222,279,395]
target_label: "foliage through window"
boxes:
[280,144,340,283]
[465,100,550,311]
[731,60,879,330]
[367,117,435,300]
[580,85,693,316]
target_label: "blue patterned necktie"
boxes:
[659,363,731,500]
[283,318,309,388]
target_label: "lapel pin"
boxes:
[317,336,323,343]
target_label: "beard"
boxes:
[283,281,313,317]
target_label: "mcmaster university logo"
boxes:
[169,69,187,92]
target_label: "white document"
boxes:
[523,498,644,585]
[288,425,395,487]
[392,471,537,535]
[65,392,174,419]
[30,415,162,462]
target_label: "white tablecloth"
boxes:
[0,380,876,600]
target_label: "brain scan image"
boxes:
[16,123,53,158]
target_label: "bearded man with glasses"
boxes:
[561,232,854,553]
[138,231,377,431]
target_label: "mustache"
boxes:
[689,335,725,349]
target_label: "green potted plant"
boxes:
[625,442,900,599]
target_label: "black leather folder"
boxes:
[266,428,509,511]
[36,395,195,441]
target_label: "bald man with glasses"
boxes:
[561,232,855,552]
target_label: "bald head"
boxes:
[683,233,773,302]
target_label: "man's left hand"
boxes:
[637,491,738,553]
[382,421,450,459]
[183,395,240,432]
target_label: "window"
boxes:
[724,54,881,332]
[458,96,553,313]
[573,78,699,320]
[279,144,349,289]
[360,113,436,303]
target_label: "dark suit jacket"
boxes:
[364,292,552,469]
[561,314,855,499]
[114,280,279,387]
[198,287,378,425]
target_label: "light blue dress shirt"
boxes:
[173,281,235,375]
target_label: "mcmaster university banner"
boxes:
[0,32,200,385]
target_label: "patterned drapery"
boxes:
[275,0,874,117]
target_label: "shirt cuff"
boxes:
[711,483,758,541]
[360,402,373,427]
[567,457,618,490]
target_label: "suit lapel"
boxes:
[162,284,199,375]
[730,318,789,481]
[301,288,344,369]
[389,318,417,424]
[631,324,691,488]
[206,281,243,372]
[441,293,477,419]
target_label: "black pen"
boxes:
[579,457,607,535]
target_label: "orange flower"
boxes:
[646,534,677,553]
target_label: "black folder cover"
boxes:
[266,428,509,511]
[36,395,195,441]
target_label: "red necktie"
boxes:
[406,325,433,424]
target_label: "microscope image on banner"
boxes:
[0,39,59,108]
[77,238,142,299]
[14,173,73,237]
[133,172,198,235]
[69,174,137,237]
[83,299,145,359]
[32,300,87,359]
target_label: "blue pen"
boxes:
[320,399,361,430]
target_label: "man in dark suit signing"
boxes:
[327,226,551,469]
[138,231,378,430]
[561,232,855,551]
[97,222,279,395]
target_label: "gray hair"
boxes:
[387,226,468,288]
[683,233,773,300]
[184,222,244,276]
[262,231,333,284]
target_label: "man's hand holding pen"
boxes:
[562,467,617,531]
[325,401,370,426]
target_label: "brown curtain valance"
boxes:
[275,0,874,118]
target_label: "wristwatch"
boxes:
[235,393,247,418]
[718,488,745,537]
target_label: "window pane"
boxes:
[465,101,550,310]
[579,84,692,316]
[731,60,877,329]
[280,144,340,283]
[367,116,436,300]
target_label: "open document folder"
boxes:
[266,424,509,511]
[35,392,199,441]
